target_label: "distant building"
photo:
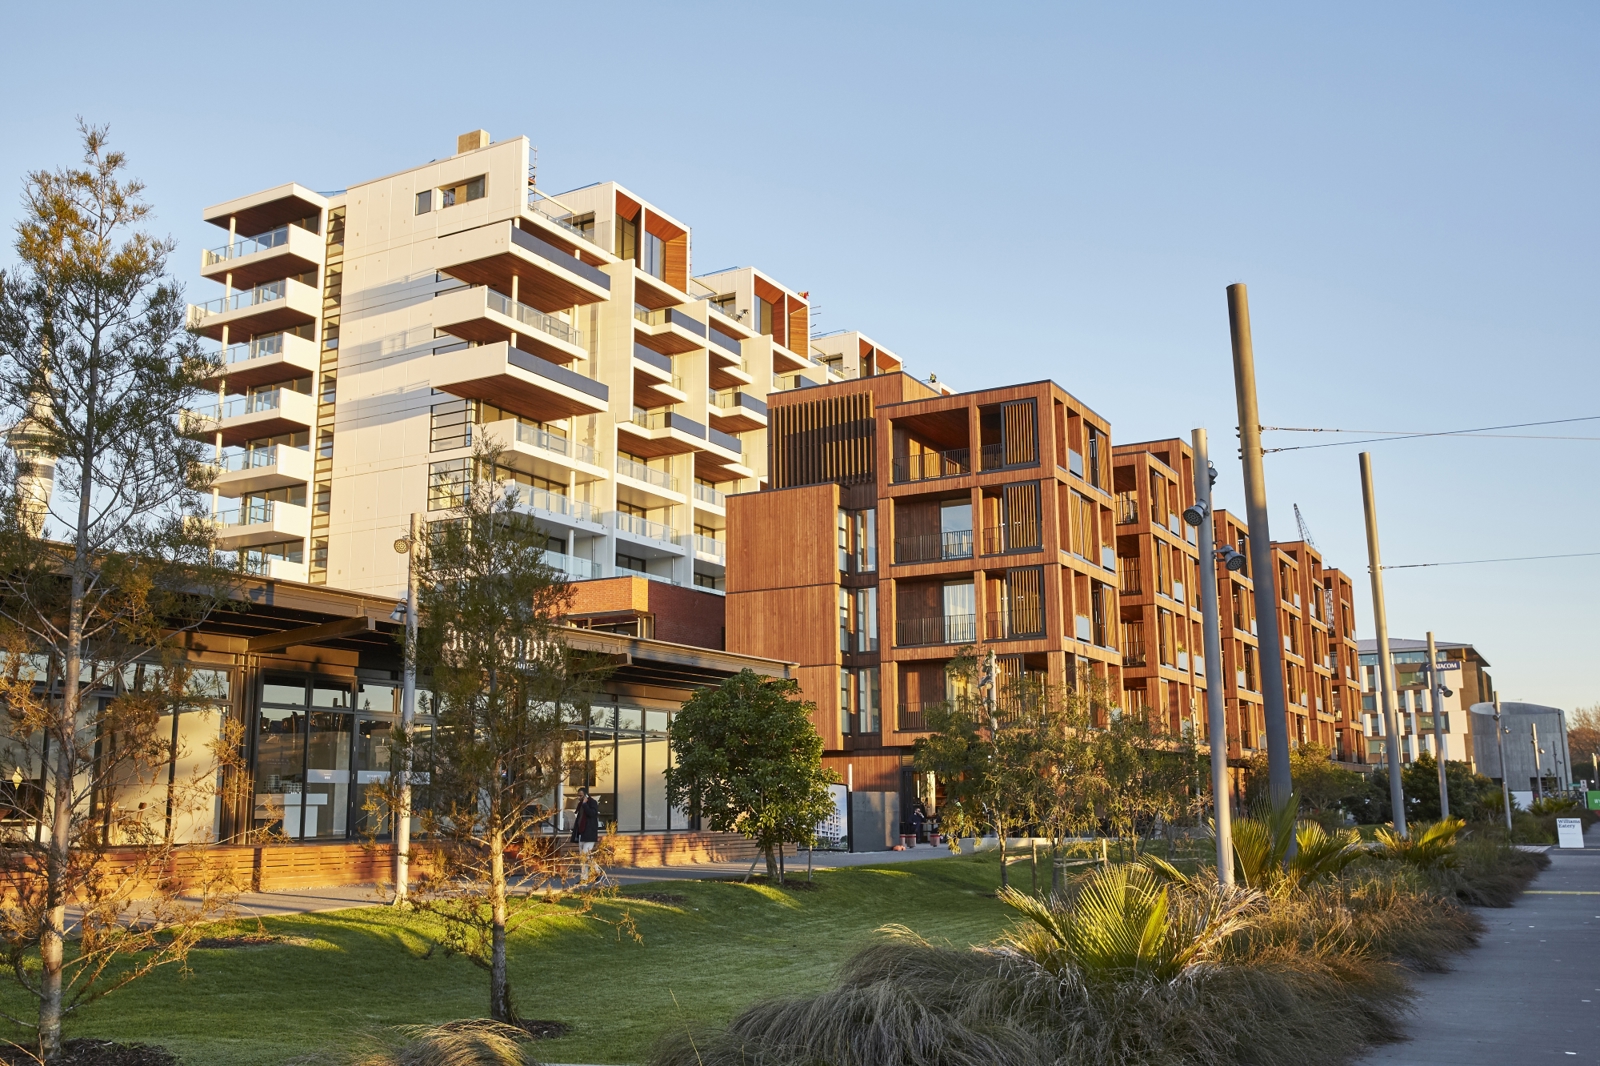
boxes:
[1472,703,1573,795]
[1357,638,1493,768]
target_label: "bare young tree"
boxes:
[0,123,236,1060]
[402,445,621,1026]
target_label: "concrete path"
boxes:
[1360,823,1600,1066]
[223,844,961,918]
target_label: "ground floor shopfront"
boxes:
[1,578,791,847]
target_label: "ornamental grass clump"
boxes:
[348,1022,531,1066]
[1229,793,1365,892]
[649,863,1420,1066]
[1429,835,1550,907]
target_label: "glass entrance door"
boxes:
[302,680,352,841]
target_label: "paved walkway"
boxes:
[224,844,960,918]
[1360,823,1600,1066]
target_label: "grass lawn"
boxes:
[15,853,1027,1065]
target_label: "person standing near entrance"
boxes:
[910,801,927,845]
[570,786,600,882]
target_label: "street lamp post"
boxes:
[1425,632,1449,819]
[392,513,421,906]
[1470,697,1514,831]
[1185,428,1237,886]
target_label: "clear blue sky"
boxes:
[3,3,1595,711]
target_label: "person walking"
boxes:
[570,786,600,883]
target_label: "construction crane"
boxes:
[1293,503,1318,549]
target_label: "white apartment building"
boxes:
[186,130,873,598]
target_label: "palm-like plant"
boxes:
[1374,817,1465,869]
[997,865,1259,984]
[1229,793,1364,892]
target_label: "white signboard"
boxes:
[1511,790,1533,811]
[1556,818,1585,849]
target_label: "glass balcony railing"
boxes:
[218,445,292,472]
[516,486,595,523]
[692,534,725,560]
[202,225,296,266]
[221,332,286,365]
[538,550,600,580]
[611,511,678,545]
[525,191,597,246]
[616,455,676,491]
[216,499,277,527]
[693,482,726,508]
[514,422,597,465]
[485,289,583,348]
[187,390,288,422]
[192,280,287,317]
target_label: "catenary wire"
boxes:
[1259,415,1600,453]
[1381,550,1600,571]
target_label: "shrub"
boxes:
[1429,836,1550,907]
[348,1023,530,1066]
[1229,795,1364,891]
[1373,818,1465,869]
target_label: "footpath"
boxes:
[1360,821,1600,1066]
[221,842,954,918]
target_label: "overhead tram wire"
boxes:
[1381,550,1600,571]
[1259,415,1600,453]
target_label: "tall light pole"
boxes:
[1226,284,1292,808]
[1358,452,1406,837]
[1426,632,1449,818]
[392,512,421,906]
[1530,721,1542,800]
[1187,428,1233,886]
[1470,697,1514,831]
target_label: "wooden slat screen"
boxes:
[1002,399,1038,467]
[770,391,875,488]
[1006,566,1045,637]
[787,299,808,358]
[1002,481,1041,551]
[664,235,688,292]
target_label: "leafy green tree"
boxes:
[1244,742,1366,823]
[1095,697,1203,858]
[666,670,836,882]
[0,124,235,1060]
[404,444,610,1025]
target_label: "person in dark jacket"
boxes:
[910,801,927,845]
[570,787,600,882]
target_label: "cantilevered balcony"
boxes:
[197,331,319,391]
[618,407,711,460]
[631,345,688,409]
[199,223,322,288]
[427,341,609,423]
[211,444,314,497]
[615,454,684,506]
[507,485,603,536]
[708,389,767,433]
[187,279,320,342]
[479,419,606,483]
[183,388,317,447]
[435,221,611,313]
[606,511,685,556]
[633,307,707,356]
[432,286,587,365]
[212,499,309,551]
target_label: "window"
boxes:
[756,296,776,338]
[439,176,485,208]
[428,458,472,510]
[641,230,665,280]
[431,400,472,451]
[615,213,638,261]
[617,552,647,573]
[415,190,432,215]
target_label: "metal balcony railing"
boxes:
[893,530,973,564]
[486,289,582,348]
[895,613,976,647]
[1118,557,1142,595]
[897,702,934,732]
[892,448,970,483]
[1116,492,1138,524]
[1123,639,1147,667]
[615,455,677,492]
[986,610,1045,641]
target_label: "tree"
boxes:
[402,445,613,1025]
[1095,692,1203,859]
[1243,742,1366,823]
[666,669,836,883]
[1569,705,1599,785]
[0,123,236,1060]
